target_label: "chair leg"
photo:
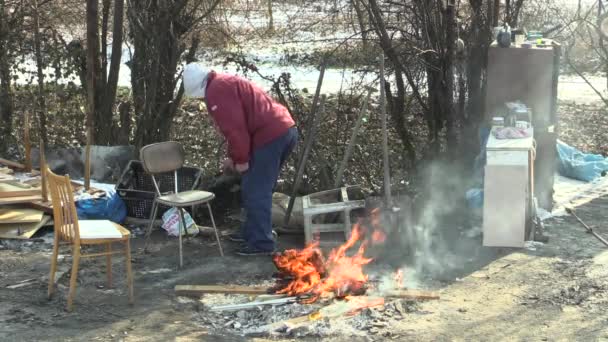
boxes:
[66,245,81,312]
[177,208,185,268]
[125,239,134,305]
[47,235,60,299]
[106,243,112,288]
[143,201,159,251]
[207,203,224,257]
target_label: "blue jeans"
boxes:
[241,127,298,251]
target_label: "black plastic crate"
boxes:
[116,160,203,219]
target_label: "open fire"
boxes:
[271,208,385,304]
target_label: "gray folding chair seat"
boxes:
[156,190,215,207]
[140,141,223,267]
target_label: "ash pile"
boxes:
[182,291,421,338]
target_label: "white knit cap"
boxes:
[183,63,210,98]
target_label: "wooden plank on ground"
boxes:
[383,289,440,300]
[0,208,44,224]
[175,285,270,297]
[0,215,51,239]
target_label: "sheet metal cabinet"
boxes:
[483,127,535,247]
[485,42,560,211]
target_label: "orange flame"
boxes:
[273,242,324,295]
[272,212,388,302]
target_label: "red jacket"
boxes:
[204,72,295,164]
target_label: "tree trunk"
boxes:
[86,0,101,146]
[367,0,417,166]
[351,0,368,44]
[117,100,131,145]
[267,0,274,32]
[128,0,209,148]
[462,0,492,162]
[33,0,48,144]
[101,0,124,139]
[444,0,457,154]
[0,0,14,154]
[493,0,500,26]
[101,0,110,88]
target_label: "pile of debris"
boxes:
[0,161,52,239]
[176,282,429,338]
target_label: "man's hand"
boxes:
[235,162,249,173]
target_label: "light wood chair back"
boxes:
[46,167,81,242]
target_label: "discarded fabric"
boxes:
[557,140,608,182]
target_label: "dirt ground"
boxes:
[1,191,608,341]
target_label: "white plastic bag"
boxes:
[161,207,199,237]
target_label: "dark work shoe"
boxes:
[236,245,274,256]
[228,233,245,243]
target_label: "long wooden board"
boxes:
[0,183,41,198]
[175,285,270,297]
[0,208,44,224]
[0,195,44,205]
[383,289,440,300]
[0,190,41,198]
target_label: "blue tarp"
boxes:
[557,140,608,182]
[75,181,127,223]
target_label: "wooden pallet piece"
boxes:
[175,285,270,297]
[0,208,44,224]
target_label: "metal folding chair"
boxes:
[140,142,223,267]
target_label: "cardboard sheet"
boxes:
[0,208,44,224]
[0,215,52,239]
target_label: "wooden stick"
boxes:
[383,289,440,300]
[39,137,48,202]
[174,285,270,297]
[334,88,373,188]
[84,127,92,190]
[284,94,327,228]
[379,53,392,207]
[24,111,32,171]
[0,158,25,170]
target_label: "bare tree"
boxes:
[85,0,125,145]
[127,0,220,148]
[0,0,26,154]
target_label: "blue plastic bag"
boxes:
[75,182,127,223]
[557,140,608,182]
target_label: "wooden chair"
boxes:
[140,141,224,268]
[45,167,134,311]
